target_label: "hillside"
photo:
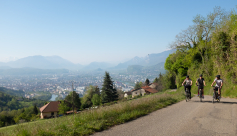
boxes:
[0,87,25,97]
[0,89,46,128]
[0,88,45,112]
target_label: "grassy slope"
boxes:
[0,90,185,136]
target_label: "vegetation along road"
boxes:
[94,95,237,136]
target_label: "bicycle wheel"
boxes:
[199,89,202,102]
[212,92,214,103]
[217,97,220,102]
[185,88,188,102]
[188,88,190,101]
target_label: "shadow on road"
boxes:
[190,100,237,104]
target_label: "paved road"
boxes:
[93,95,237,136]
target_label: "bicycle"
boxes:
[183,85,191,102]
[197,85,203,102]
[212,86,221,103]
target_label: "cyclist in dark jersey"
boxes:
[196,74,206,98]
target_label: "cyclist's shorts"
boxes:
[214,87,219,91]
[185,86,191,91]
[198,86,204,89]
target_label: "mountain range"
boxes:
[126,62,166,74]
[0,56,81,70]
[112,49,174,69]
[0,50,174,72]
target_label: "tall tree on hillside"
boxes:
[112,85,119,101]
[94,86,100,95]
[65,91,81,109]
[153,77,159,83]
[153,72,165,91]
[33,105,38,115]
[145,78,150,86]
[154,72,163,83]
[158,72,163,80]
[101,72,118,103]
[170,7,227,51]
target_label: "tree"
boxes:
[134,82,141,89]
[153,73,166,91]
[117,89,124,100]
[65,91,81,109]
[82,85,100,108]
[91,94,101,106]
[58,101,70,114]
[169,7,227,77]
[153,77,158,83]
[101,72,118,104]
[94,86,100,95]
[139,81,144,87]
[145,78,150,86]
[170,7,227,52]
[170,25,198,51]
[33,105,38,115]
[158,72,163,79]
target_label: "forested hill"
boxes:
[0,87,25,96]
[0,90,45,128]
[162,7,237,97]
[0,88,45,112]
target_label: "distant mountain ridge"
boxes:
[0,56,114,70]
[0,50,174,71]
[83,62,115,70]
[112,49,175,70]
[127,62,166,74]
[0,55,80,70]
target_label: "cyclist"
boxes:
[182,75,192,99]
[211,75,223,99]
[196,74,206,98]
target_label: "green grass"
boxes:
[0,90,185,136]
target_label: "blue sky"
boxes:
[0,0,236,65]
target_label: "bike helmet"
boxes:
[199,74,203,77]
[216,75,220,79]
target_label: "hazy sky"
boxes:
[0,0,236,65]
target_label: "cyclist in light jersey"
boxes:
[211,75,223,99]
